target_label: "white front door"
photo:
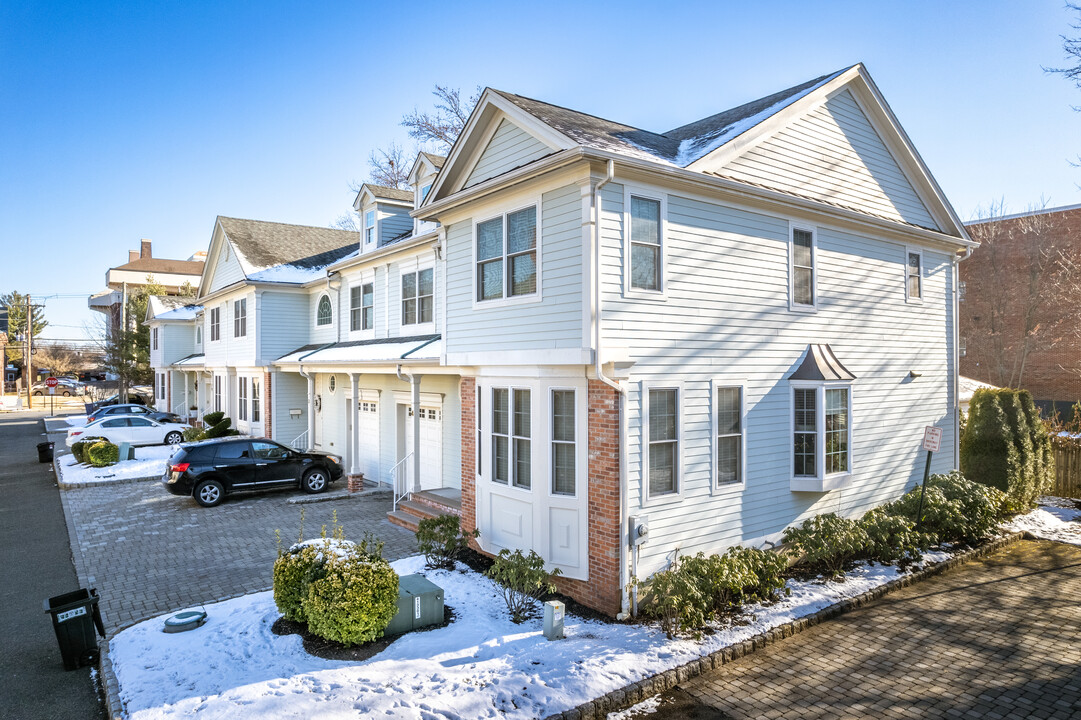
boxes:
[357,400,379,480]
[403,405,442,491]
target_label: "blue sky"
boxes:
[1,0,1079,342]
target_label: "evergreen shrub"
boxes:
[415,514,479,569]
[304,554,399,646]
[487,549,561,623]
[86,441,119,468]
[71,440,91,464]
[272,539,354,623]
[781,513,867,578]
[884,471,1005,544]
[856,508,928,563]
[202,411,239,439]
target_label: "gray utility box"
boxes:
[384,574,444,637]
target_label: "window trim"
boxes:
[490,385,533,493]
[789,381,853,492]
[641,381,683,505]
[549,387,578,498]
[471,197,544,309]
[710,378,747,493]
[400,265,435,328]
[905,246,924,304]
[349,277,376,334]
[152,327,158,351]
[788,222,818,312]
[623,186,668,299]
[316,294,333,327]
[209,307,220,342]
[233,297,247,337]
[238,377,248,422]
[251,378,261,423]
[213,375,222,413]
[364,209,376,245]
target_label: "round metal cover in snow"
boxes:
[163,610,207,633]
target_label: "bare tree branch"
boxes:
[331,211,361,232]
[367,142,412,189]
[402,85,482,152]
[1044,2,1081,93]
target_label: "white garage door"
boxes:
[404,405,442,491]
[357,400,380,480]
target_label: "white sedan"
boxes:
[66,415,190,448]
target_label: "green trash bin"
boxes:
[44,588,105,670]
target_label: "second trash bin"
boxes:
[37,441,54,463]
[44,588,105,670]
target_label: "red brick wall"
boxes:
[960,205,1081,404]
[459,377,624,617]
[264,370,273,438]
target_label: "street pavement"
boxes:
[0,411,104,720]
[59,461,418,633]
[646,539,1081,720]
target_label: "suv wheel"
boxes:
[194,479,224,507]
[302,469,328,494]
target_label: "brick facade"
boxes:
[960,205,1081,405]
[459,376,624,617]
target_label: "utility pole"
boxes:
[0,331,6,401]
[119,282,128,404]
[25,294,32,410]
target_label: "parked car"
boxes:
[161,438,343,507]
[86,393,151,412]
[66,415,190,448]
[86,404,185,425]
[31,379,84,396]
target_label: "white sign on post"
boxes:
[922,426,942,453]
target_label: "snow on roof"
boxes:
[148,295,202,322]
[216,217,358,279]
[959,376,998,402]
[245,249,360,285]
[156,305,202,321]
[171,354,205,367]
[275,335,441,364]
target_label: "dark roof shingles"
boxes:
[217,217,358,270]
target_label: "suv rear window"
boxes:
[216,442,252,460]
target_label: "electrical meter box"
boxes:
[384,574,444,637]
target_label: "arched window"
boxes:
[317,295,332,326]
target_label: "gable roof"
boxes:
[490,69,845,170]
[146,295,202,323]
[418,152,446,169]
[353,183,414,211]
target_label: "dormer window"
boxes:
[420,184,432,205]
[317,294,333,326]
[365,210,376,245]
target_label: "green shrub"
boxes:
[487,549,561,623]
[202,411,239,439]
[182,426,204,442]
[304,554,399,646]
[724,546,789,602]
[961,388,1051,513]
[782,513,868,578]
[884,470,1005,545]
[86,441,119,468]
[644,555,710,639]
[857,507,929,563]
[71,440,90,464]
[272,538,357,623]
[416,514,479,569]
[680,551,757,615]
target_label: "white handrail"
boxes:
[173,401,187,416]
[290,430,310,452]
[391,452,413,512]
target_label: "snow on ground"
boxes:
[110,549,952,720]
[1002,496,1081,546]
[57,445,179,485]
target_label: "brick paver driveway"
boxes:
[680,540,1081,720]
[60,481,417,633]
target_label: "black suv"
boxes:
[162,438,343,507]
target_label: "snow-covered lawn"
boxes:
[105,500,1081,720]
[57,445,179,486]
[1002,495,1081,546]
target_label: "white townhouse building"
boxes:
[150,63,974,618]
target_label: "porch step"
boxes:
[387,509,422,533]
[410,489,462,517]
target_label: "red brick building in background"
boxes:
[960,203,1081,409]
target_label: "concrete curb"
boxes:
[541,532,1025,720]
[58,475,160,490]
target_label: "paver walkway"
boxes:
[680,540,1081,720]
[60,479,417,633]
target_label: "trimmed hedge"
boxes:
[71,440,91,464]
[273,539,355,623]
[86,441,119,468]
[304,554,399,646]
[961,388,1052,512]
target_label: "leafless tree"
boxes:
[367,142,412,189]
[966,199,1081,388]
[331,211,361,232]
[1046,2,1081,99]
[33,344,82,377]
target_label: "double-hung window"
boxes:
[152,328,158,350]
[402,269,433,325]
[629,196,662,292]
[792,383,852,491]
[790,226,816,309]
[365,210,376,245]
[476,205,537,302]
[491,387,530,489]
[646,387,679,497]
[251,379,260,422]
[213,376,222,413]
[210,307,220,341]
[238,377,248,421]
[906,249,922,301]
[234,298,247,337]
[316,295,332,326]
[551,389,576,496]
[350,282,375,331]
[714,384,744,487]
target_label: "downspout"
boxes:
[592,159,633,619]
[954,245,974,471]
[396,363,422,494]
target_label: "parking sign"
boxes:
[922,426,942,453]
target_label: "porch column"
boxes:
[306,373,315,450]
[348,373,363,492]
[183,372,190,420]
[412,373,422,494]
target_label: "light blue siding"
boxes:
[380,204,413,246]
[208,241,246,292]
[203,289,257,367]
[259,291,310,363]
[445,182,584,355]
[464,119,552,189]
[272,371,308,445]
[600,187,956,576]
[721,90,938,229]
